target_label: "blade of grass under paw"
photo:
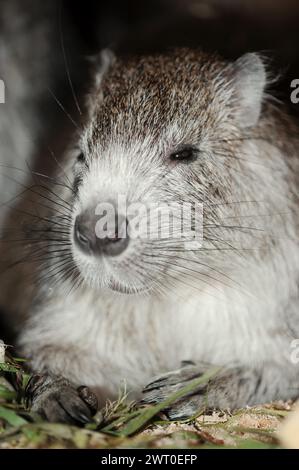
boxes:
[108,367,221,437]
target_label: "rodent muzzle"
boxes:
[74,209,129,257]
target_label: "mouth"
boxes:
[108,278,150,295]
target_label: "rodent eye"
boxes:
[77,152,86,164]
[169,146,198,163]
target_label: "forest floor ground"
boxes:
[0,351,295,449]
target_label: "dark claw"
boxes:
[57,395,92,425]
[181,360,196,367]
[143,377,169,392]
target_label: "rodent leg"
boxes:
[25,374,98,425]
[141,363,297,420]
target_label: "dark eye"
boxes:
[77,152,86,163]
[169,146,198,163]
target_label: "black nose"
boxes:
[74,210,129,256]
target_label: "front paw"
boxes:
[25,374,98,425]
[141,364,250,420]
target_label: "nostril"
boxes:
[76,226,89,246]
[74,216,92,253]
[107,227,124,243]
[113,215,128,241]
[97,234,129,256]
[95,215,129,256]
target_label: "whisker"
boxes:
[59,4,82,116]
[47,87,81,130]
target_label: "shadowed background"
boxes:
[63,0,299,115]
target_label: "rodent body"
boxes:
[1,33,299,419]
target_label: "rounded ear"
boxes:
[86,49,116,114]
[94,49,116,87]
[232,53,266,128]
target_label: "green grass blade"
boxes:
[0,405,28,427]
[0,385,17,401]
[117,367,221,437]
[0,362,20,373]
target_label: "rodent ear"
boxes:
[232,53,266,128]
[94,49,116,86]
[86,49,116,114]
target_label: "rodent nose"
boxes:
[74,210,129,257]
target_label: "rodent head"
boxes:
[69,48,267,295]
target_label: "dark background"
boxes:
[60,0,299,115]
